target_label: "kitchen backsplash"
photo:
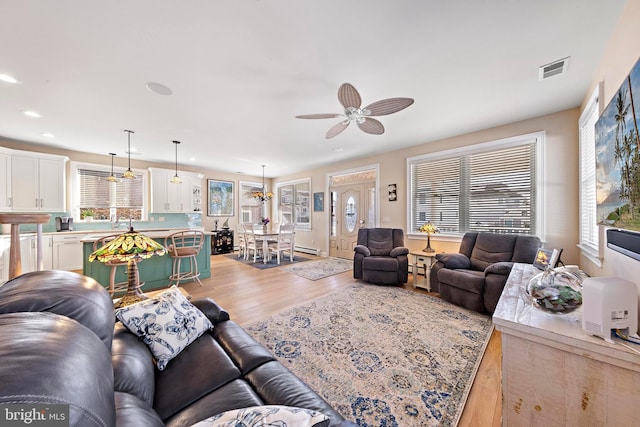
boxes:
[1,212,201,234]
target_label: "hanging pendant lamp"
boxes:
[107,152,118,182]
[170,140,182,184]
[252,164,273,203]
[122,130,136,179]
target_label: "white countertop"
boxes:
[493,263,640,371]
[80,227,208,242]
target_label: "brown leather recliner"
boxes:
[430,232,541,314]
[353,228,409,285]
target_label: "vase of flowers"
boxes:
[261,217,270,232]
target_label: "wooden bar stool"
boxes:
[0,213,51,280]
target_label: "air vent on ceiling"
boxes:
[539,57,570,80]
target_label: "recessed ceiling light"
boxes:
[145,82,173,96]
[189,157,196,162]
[334,147,344,152]
[41,132,54,138]
[0,74,18,84]
[23,110,41,118]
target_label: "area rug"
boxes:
[223,253,312,270]
[247,284,493,426]
[282,257,352,280]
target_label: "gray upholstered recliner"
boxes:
[353,228,409,285]
[430,232,541,314]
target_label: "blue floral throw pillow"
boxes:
[191,405,330,427]
[115,286,213,370]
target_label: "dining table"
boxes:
[251,228,281,264]
[253,227,293,264]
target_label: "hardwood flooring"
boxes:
[179,253,502,426]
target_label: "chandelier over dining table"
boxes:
[253,164,273,203]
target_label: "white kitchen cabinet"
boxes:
[0,234,44,282]
[0,151,11,211]
[10,153,66,212]
[52,234,84,271]
[150,168,203,213]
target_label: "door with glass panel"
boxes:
[330,183,375,259]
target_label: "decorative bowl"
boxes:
[526,269,584,314]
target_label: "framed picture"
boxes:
[313,192,324,212]
[388,184,397,201]
[533,248,563,270]
[207,179,234,216]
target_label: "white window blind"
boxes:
[73,162,145,220]
[579,86,600,261]
[409,134,539,236]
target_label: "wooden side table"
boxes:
[410,250,437,291]
[0,213,51,279]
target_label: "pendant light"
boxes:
[252,164,273,203]
[107,152,118,182]
[122,130,136,179]
[170,140,182,184]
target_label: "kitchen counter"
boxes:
[82,228,211,292]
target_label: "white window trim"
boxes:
[239,180,265,223]
[69,161,148,221]
[275,177,312,231]
[578,83,603,267]
[406,131,545,242]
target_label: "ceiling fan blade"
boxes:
[296,113,342,119]
[338,83,362,109]
[364,97,415,116]
[326,121,350,139]
[358,117,385,135]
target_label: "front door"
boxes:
[331,183,375,259]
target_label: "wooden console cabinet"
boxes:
[493,263,640,426]
[211,229,234,255]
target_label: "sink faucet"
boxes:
[110,214,120,230]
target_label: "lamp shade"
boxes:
[418,222,439,235]
[89,228,166,262]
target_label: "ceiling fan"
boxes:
[296,83,414,139]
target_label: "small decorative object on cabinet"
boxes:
[211,229,234,255]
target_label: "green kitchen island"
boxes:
[81,229,212,292]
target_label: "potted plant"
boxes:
[81,208,95,222]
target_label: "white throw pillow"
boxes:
[115,285,213,370]
[191,405,330,427]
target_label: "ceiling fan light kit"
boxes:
[296,83,414,139]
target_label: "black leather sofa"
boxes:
[0,270,352,427]
[430,232,541,314]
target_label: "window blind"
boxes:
[78,167,144,209]
[579,87,600,256]
[410,136,537,235]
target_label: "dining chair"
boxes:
[268,223,295,264]
[244,227,262,263]
[236,223,247,259]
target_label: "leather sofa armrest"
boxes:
[435,253,471,269]
[484,261,514,276]
[390,247,409,257]
[354,245,371,256]
[191,298,230,324]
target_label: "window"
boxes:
[579,85,601,265]
[408,132,543,237]
[239,181,264,223]
[276,178,311,230]
[71,162,146,221]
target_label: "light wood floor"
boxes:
[179,254,502,426]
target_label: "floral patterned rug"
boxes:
[247,284,493,426]
[282,257,353,280]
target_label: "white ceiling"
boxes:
[0,1,626,177]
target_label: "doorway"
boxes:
[329,170,377,259]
